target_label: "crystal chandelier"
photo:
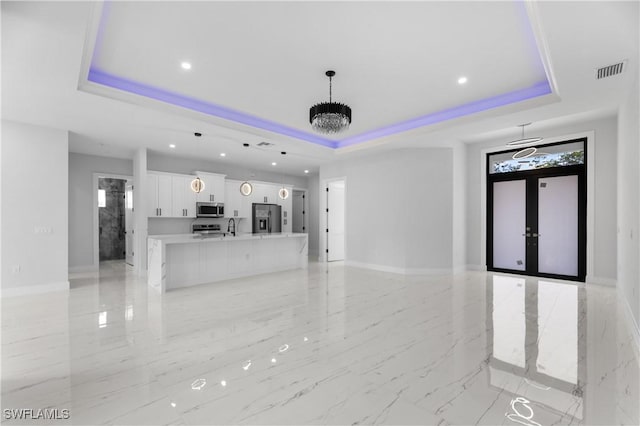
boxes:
[309,70,352,134]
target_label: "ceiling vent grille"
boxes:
[596,61,625,79]
[257,141,274,147]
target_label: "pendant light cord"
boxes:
[329,75,332,102]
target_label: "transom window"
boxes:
[489,140,585,174]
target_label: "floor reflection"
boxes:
[2,262,638,425]
[487,275,585,423]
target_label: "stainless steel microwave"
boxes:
[196,202,224,218]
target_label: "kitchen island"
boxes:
[148,233,308,293]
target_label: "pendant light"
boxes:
[191,176,205,193]
[239,143,253,196]
[240,181,253,196]
[278,152,289,199]
[507,123,543,146]
[279,187,289,200]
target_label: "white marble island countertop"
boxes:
[148,233,308,293]
[148,232,307,244]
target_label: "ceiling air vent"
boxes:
[596,61,626,79]
[257,141,274,147]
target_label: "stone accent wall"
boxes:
[99,178,126,261]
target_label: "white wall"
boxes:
[452,142,467,271]
[319,148,454,273]
[133,148,148,274]
[68,152,133,271]
[307,174,320,258]
[617,74,640,337]
[1,121,69,296]
[465,115,618,281]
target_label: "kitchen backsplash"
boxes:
[148,217,251,235]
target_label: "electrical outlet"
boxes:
[34,227,53,234]
[11,265,21,274]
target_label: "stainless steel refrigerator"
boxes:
[252,203,282,234]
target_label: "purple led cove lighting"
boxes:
[88,68,338,149]
[336,80,552,148]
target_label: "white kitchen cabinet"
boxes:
[147,173,172,217]
[195,172,226,204]
[252,182,280,204]
[224,180,251,218]
[171,175,197,217]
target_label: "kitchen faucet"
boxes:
[227,218,236,236]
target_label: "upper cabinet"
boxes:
[224,180,251,218]
[195,172,226,204]
[148,172,196,218]
[171,175,197,217]
[252,182,280,204]
[147,171,293,227]
[147,173,172,217]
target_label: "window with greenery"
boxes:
[489,140,585,174]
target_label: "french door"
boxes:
[487,141,587,281]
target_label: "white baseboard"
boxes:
[452,265,468,275]
[1,281,70,298]
[69,265,98,274]
[466,264,487,271]
[618,290,640,360]
[345,260,452,276]
[586,276,617,287]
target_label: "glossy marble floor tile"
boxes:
[2,260,639,425]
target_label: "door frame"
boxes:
[93,173,134,269]
[479,131,596,281]
[291,188,308,234]
[486,138,587,281]
[320,176,347,263]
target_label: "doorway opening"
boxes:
[98,178,127,263]
[326,179,345,262]
[95,174,134,269]
[487,138,587,281]
[292,189,306,233]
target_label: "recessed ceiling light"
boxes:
[181,62,192,70]
[272,162,277,166]
[169,144,176,148]
[304,170,309,174]
[458,76,468,85]
[220,153,226,157]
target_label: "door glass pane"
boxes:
[493,180,526,271]
[538,175,578,276]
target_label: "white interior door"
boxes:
[125,183,134,266]
[327,181,345,261]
